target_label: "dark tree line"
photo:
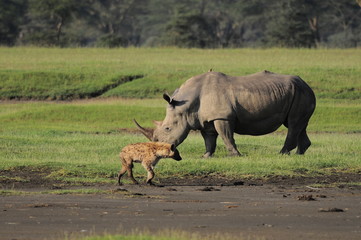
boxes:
[1,0,361,48]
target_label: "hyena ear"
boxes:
[170,144,176,151]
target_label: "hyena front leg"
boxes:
[142,162,155,185]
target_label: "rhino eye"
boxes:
[165,127,171,132]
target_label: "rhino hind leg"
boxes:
[280,128,299,155]
[281,87,315,155]
[281,127,311,155]
[296,128,311,154]
[281,113,312,155]
[214,120,241,157]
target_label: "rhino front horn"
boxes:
[133,119,154,141]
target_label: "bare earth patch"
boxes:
[1,167,361,240]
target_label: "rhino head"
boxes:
[134,93,191,147]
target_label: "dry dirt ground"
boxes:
[1,168,361,240]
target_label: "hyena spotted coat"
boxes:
[118,142,182,185]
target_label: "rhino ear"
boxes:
[163,93,173,104]
[163,91,185,107]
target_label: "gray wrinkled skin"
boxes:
[143,70,316,157]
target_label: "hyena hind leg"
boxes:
[117,165,127,185]
[127,163,139,184]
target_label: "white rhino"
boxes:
[135,70,316,157]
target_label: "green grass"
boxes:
[1,120,360,183]
[0,47,360,185]
[1,47,361,99]
[75,230,247,240]
[0,99,165,132]
[0,71,143,100]
[310,99,361,133]
[0,98,359,133]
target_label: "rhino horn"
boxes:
[133,119,154,141]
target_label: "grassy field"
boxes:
[1,106,360,185]
[1,47,361,99]
[0,47,360,186]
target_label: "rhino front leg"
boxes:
[201,122,218,158]
[214,120,241,157]
[201,124,218,158]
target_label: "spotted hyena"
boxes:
[118,142,182,185]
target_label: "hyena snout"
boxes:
[171,145,182,161]
[172,149,182,161]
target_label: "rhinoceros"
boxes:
[135,70,316,157]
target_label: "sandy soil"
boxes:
[1,169,361,240]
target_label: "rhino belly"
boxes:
[235,118,283,136]
[232,87,293,135]
[234,112,286,135]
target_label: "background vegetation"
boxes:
[1,0,361,48]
